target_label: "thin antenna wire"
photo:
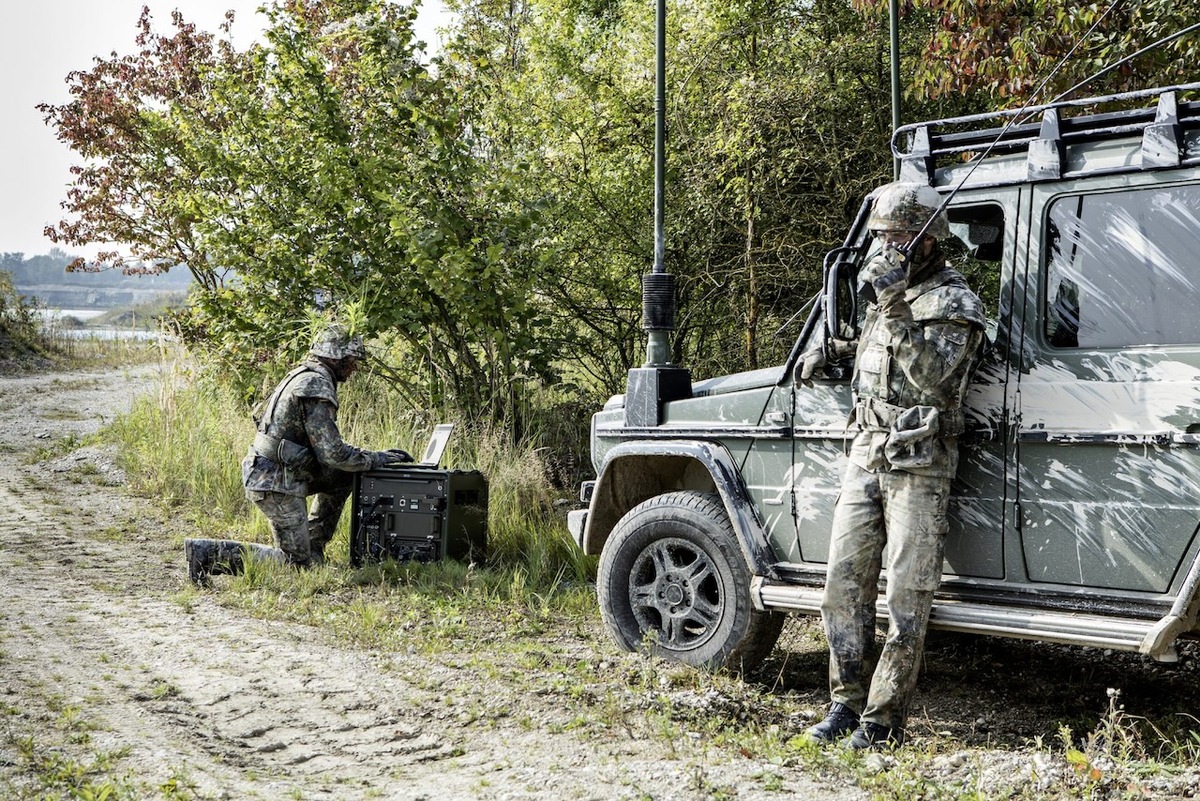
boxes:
[1054,21,1200,102]
[903,0,1126,249]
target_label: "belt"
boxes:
[253,431,290,462]
[851,398,966,437]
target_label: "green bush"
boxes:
[0,270,56,372]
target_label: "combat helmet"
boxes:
[310,325,368,361]
[868,181,950,240]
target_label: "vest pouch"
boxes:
[277,437,314,470]
[884,405,939,470]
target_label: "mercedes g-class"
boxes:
[568,83,1200,673]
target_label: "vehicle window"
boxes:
[945,204,1004,320]
[1044,184,1200,348]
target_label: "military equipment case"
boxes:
[350,468,488,565]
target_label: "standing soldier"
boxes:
[185,326,413,584]
[800,182,986,750]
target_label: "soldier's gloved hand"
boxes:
[796,346,827,386]
[371,449,413,468]
[383,448,414,464]
[859,248,908,306]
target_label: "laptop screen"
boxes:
[419,424,454,467]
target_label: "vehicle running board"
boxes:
[753,580,1181,662]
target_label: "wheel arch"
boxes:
[579,440,779,579]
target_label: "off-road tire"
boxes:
[597,491,785,673]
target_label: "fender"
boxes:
[569,439,779,580]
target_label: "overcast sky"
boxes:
[0,0,449,259]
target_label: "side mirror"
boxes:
[823,247,859,344]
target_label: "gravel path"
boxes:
[0,365,856,800]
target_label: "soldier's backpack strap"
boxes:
[258,365,315,434]
[251,365,322,467]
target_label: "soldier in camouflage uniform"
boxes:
[801,182,986,750]
[184,326,413,584]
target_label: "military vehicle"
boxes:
[567,83,1200,672]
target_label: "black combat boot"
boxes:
[185,538,247,586]
[805,702,860,743]
[849,721,905,751]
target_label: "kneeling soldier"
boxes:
[185,326,411,583]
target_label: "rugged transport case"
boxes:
[350,467,488,565]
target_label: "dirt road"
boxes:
[2,365,1199,800]
[0,366,852,800]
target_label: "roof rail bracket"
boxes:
[1141,91,1183,168]
[898,125,936,183]
[1028,109,1065,181]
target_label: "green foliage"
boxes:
[45,0,1200,431]
[44,1,559,425]
[0,270,52,371]
[442,0,983,387]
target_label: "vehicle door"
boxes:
[1016,180,1200,594]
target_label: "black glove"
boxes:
[859,247,908,306]
[373,448,414,468]
[384,448,414,464]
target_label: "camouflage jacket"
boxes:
[241,357,382,496]
[849,258,985,478]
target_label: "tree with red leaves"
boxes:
[41,1,555,422]
[853,0,1200,104]
[39,7,244,289]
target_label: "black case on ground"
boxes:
[350,467,488,566]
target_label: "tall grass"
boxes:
[105,366,259,540]
[103,364,597,589]
[48,335,164,369]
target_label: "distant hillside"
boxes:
[2,250,192,308]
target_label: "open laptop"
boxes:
[413,423,454,468]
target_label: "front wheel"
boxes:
[597,491,784,673]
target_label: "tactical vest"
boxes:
[251,358,339,467]
[852,264,985,435]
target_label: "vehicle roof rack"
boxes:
[894,83,1200,184]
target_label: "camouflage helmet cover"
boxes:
[867,181,951,240]
[309,325,368,361]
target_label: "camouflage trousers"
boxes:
[246,467,353,566]
[821,461,951,729]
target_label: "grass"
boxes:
[101,366,599,651]
[105,366,597,577]
[104,367,596,584]
[0,695,181,801]
[85,358,1200,800]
